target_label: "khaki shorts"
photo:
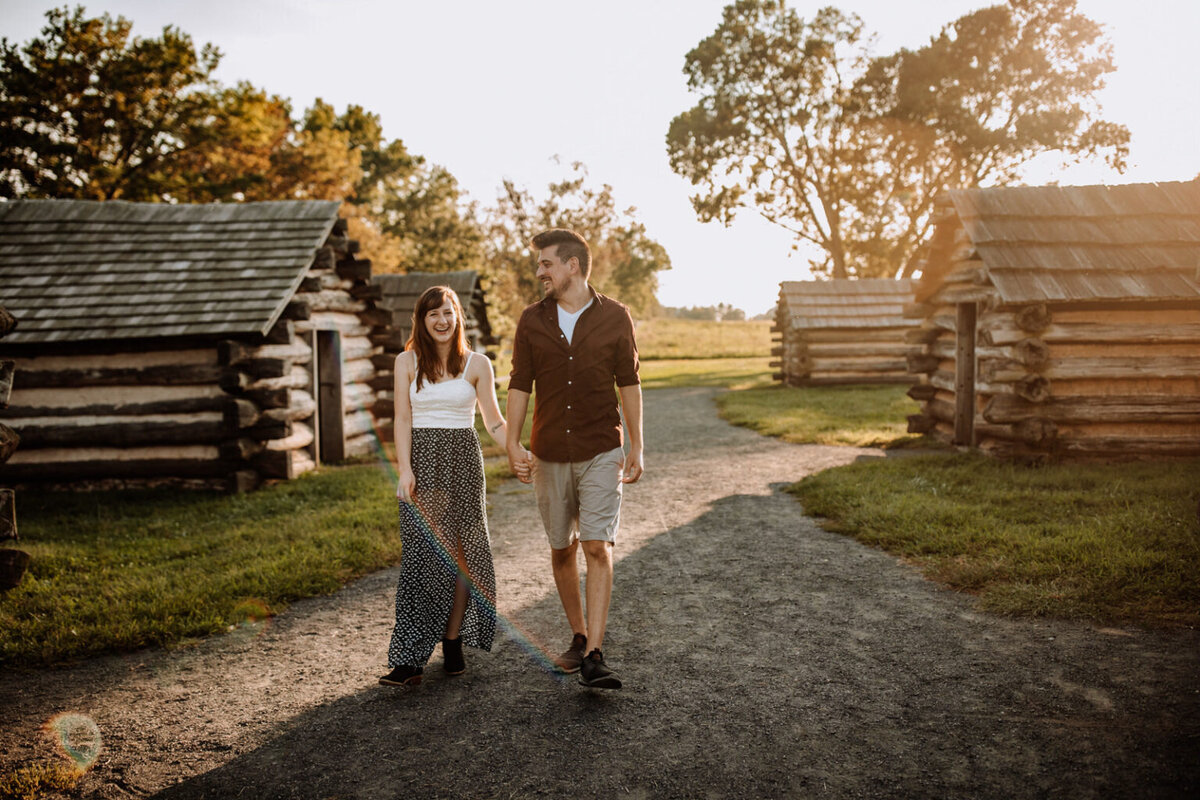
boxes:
[532,446,624,550]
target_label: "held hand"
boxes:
[621,448,644,484]
[397,468,416,504]
[507,445,534,484]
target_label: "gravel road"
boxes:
[2,386,1197,799]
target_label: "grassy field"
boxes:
[491,317,773,377]
[0,466,399,667]
[715,383,927,447]
[711,380,1198,626]
[639,357,774,390]
[635,318,773,360]
[789,453,1200,627]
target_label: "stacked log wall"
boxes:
[0,304,30,589]
[772,279,917,387]
[0,223,391,490]
[770,305,807,385]
[973,304,1200,461]
[906,256,1200,461]
[1,343,253,489]
[773,319,915,387]
[223,230,389,479]
[290,234,388,466]
[904,295,961,444]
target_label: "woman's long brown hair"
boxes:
[407,286,469,391]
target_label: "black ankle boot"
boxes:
[378,664,422,686]
[442,636,465,675]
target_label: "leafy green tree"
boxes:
[484,161,671,333]
[662,304,746,321]
[0,6,220,199]
[0,7,361,203]
[0,7,482,277]
[667,0,1129,279]
[301,100,483,274]
[858,0,1129,276]
[180,90,362,204]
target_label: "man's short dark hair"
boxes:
[531,228,591,279]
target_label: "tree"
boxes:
[169,83,362,204]
[300,100,484,274]
[667,0,1129,279]
[858,0,1130,276]
[484,161,671,334]
[0,7,483,277]
[661,304,747,321]
[0,6,220,200]
[0,7,361,203]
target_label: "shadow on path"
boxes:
[155,484,1200,799]
[3,387,1196,799]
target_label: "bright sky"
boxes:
[2,0,1198,315]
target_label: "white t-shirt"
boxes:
[558,299,593,345]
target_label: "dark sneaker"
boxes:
[378,665,423,686]
[442,637,465,676]
[579,649,622,689]
[554,633,588,674]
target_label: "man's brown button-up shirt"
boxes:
[509,289,640,463]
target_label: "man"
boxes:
[506,228,644,690]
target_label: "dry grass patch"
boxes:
[635,318,772,360]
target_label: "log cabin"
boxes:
[904,181,1200,462]
[772,278,917,386]
[0,301,28,589]
[369,270,499,440]
[0,199,390,491]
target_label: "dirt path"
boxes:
[2,386,1198,799]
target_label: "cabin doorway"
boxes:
[314,330,345,463]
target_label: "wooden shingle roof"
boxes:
[778,278,915,329]
[0,199,341,344]
[375,270,482,310]
[374,270,496,346]
[944,181,1200,304]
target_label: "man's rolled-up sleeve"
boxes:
[509,314,534,394]
[614,313,640,387]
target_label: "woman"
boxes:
[380,286,512,686]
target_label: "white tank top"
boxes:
[409,352,477,429]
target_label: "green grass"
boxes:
[716,383,930,447]
[789,453,1200,626]
[636,318,772,360]
[0,465,402,667]
[639,357,774,390]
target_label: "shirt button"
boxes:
[566,429,571,434]
[567,380,572,385]
[569,356,573,360]
[567,405,571,410]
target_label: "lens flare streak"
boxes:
[358,403,567,682]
